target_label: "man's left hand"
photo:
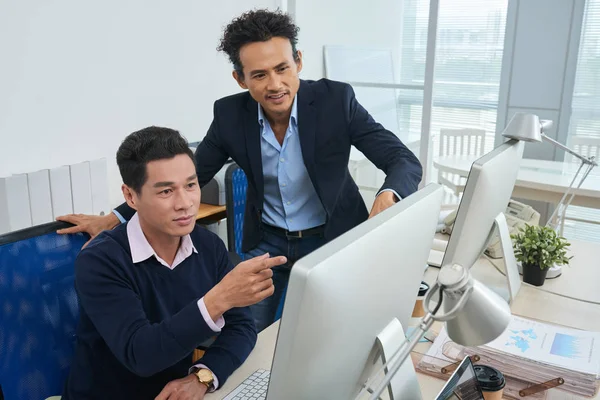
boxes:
[155,374,208,400]
[368,191,399,219]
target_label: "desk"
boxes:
[433,156,600,209]
[196,203,226,224]
[518,239,600,304]
[206,242,600,400]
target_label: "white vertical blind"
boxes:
[399,0,509,182]
[564,0,600,242]
[569,0,600,141]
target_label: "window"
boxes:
[324,0,509,207]
[399,0,509,183]
[564,0,600,242]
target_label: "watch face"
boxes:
[196,369,213,383]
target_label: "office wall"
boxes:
[0,0,279,208]
[293,0,404,81]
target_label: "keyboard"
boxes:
[222,369,270,400]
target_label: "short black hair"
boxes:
[217,9,300,77]
[116,126,194,194]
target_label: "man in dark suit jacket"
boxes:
[58,9,422,332]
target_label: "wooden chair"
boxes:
[436,128,486,203]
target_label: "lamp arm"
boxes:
[541,134,598,166]
[363,274,474,400]
[546,161,586,229]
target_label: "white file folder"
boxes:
[69,162,93,215]
[90,158,109,216]
[50,166,74,218]
[0,174,33,233]
[27,169,53,225]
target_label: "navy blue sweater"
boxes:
[62,224,256,400]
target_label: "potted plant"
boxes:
[511,224,572,286]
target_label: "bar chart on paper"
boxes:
[550,333,595,361]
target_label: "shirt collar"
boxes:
[258,94,298,127]
[126,212,197,269]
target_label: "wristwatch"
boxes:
[193,368,215,389]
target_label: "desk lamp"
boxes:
[502,113,598,234]
[502,113,597,277]
[359,263,511,400]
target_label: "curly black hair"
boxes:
[217,9,300,78]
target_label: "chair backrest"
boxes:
[0,222,87,400]
[438,128,486,157]
[566,135,600,163]
[225,163,248,259]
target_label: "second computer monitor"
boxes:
[266,184,444,400]
[441,139,525,299]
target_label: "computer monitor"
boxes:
[441,139,525,302]
[264,184,444,399]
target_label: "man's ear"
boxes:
[233,70,248,90]
[295,50,303,74]
[122,184,138,211]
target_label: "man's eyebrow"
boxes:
[249,62,288,76]
[153,181,174,188]
[249,68,267,76]
[153,174,197,188]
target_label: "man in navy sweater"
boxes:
[62,127,286,400]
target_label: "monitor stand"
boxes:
[481,213,522,304]
[356,318,422,400]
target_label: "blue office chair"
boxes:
[225,163,248,262]
[223,163,287,322]
[0,222,88,400]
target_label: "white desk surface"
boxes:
[521,239,600,304]
[433,156,600,209]
[207,241,600,400]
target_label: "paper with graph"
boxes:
[486,315,600,376]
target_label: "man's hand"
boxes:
[204,253,287,321]
[368,191,399,219]
[155,374,208,400]
[55,213,121,248]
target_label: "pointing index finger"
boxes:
[251,256,287,272]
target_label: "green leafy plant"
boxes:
[511,224,572,270]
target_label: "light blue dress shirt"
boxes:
[258,96,327,231]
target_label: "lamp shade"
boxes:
[444,279,512,346]
[501,112,543,142]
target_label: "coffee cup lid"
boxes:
[474,365,506,391]
[418,282,429,296]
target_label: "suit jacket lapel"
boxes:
[297,81,318,186]
[244,95,264,206]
